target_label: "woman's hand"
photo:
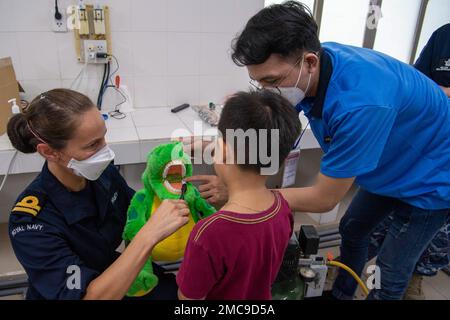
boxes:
[185,175,228,208]
[83,199,189,300]
[140,199,190,245]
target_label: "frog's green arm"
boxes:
[122,188,159,297]
[191,186,216,219]
[122,188,155,241]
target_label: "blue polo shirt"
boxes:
[297,42,450,210]
[9,163,134,299]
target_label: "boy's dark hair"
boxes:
[218,90,301,174]
[232,1,321,66]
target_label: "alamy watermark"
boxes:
[171,121,281,175]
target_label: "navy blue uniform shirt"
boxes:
[415,23,450,87]
[9,163,134,299]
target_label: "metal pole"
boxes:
[409,0,429,65]
[319,234,341,243]
[313,0,324,36]
[319,240,341,249]
[362,0,383,49]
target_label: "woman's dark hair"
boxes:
[218,90,301,173]
[232,1,321,66]
[7,88,95,153]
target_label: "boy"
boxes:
[176,90,302,300]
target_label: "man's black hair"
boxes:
[218,90,302,174]
[232,1,321,66]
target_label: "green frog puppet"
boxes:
[122,141,216,297]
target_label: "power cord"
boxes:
[70,59,89,90]
[0,150,18,193]
[97,54,127,119]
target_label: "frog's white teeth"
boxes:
[164,180,182,194]
[162,160,186,179]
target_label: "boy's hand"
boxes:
[185,175,228,208]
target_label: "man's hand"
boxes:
[185,175,228,208]
[439,86,450,98]
[177,136,214,158]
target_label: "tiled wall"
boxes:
[0,0,264,107]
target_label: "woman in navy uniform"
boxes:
[7,89,190,300]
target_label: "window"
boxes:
[415,0,450,62]
[319,0,370,47]
[373,0,422,63]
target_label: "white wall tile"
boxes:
[56,33,104,80]
[20,79,62,101]
[234,0,265,34]
[199,72,250,104]
[133,76,167,107]
[132,32,167,76]
[200,33,236,75]
[131,0,167,31]
[2,0,264,111]
[106,0,132,32]
[200,0,236,33]
[199,75,234,105]
[0,32,24,80]
[167,0,201,32]
[110,32,134,77]
[166,75,200,107]
[167,33,201,75]
[0,0,50,32]
[16,32,60,80]
[61,77,103,104]
[0,0,17,32]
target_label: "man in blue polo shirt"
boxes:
[229,1,450,300]
[368,23,450,299]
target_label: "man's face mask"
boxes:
[271,55,312,107]
[66,145,115,181]
[251,55,313,107]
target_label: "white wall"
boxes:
[0,0,264,107]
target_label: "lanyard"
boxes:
[292,119,310,150]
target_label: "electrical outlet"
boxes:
[51,9,67,32]
[81,40,109,64]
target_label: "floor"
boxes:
[1,195,449,300]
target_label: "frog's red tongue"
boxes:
[166,164,183,190]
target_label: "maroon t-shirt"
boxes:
[176,191,294,300]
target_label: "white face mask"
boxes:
[67,145,115,181]
[272,56,312,107]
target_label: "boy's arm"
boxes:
[178,289,205,300]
